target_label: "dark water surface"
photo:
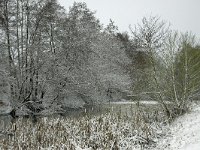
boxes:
[0,104,110,130]
[0,102,160,130]
[0,115,13,131]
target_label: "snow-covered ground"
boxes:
[155,103,200,150]
[110,100,171,105]
[110,100,159,105]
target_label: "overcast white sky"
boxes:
[58,0,200,36]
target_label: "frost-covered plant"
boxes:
[0,107,169,150]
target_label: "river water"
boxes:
[0,101,160,131]
[0,104,109,130]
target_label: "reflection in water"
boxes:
[0,115,13,131]
[0,105,107,129]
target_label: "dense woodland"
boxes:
[0,0,200,117]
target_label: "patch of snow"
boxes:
[155,103,200,150]
[110,101,159,105]
[183,143,200,150]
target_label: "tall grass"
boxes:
[0,104,170,150]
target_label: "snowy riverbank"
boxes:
[155,102,200,150]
